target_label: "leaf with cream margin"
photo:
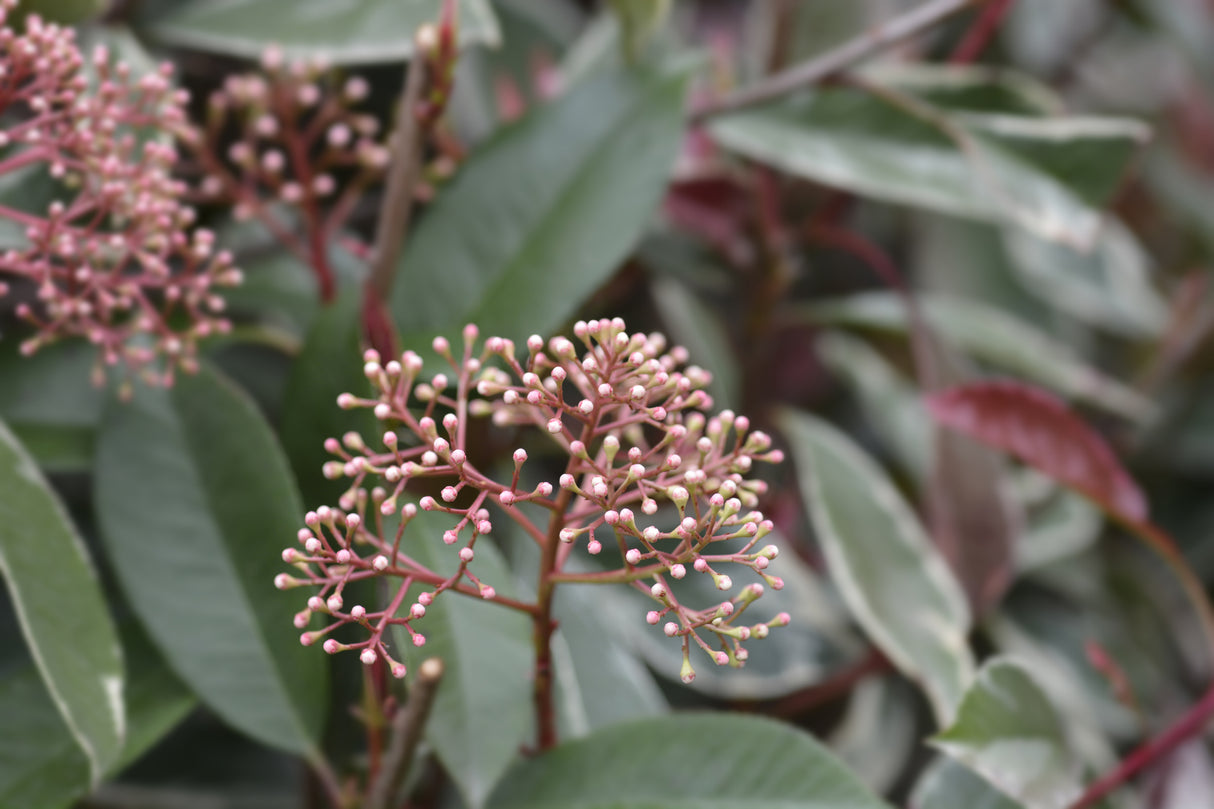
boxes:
[932,657,1085,809]
[781,409,974,725]
[801,292,1152,421]
[144,0,500,64]
[0,416,124,781]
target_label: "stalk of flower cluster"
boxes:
[277,317,789,748]
[0,3,239,384]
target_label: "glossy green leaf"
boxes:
[487,713,896,809]
[0,341,103,472]
[912,758,1025,809]
[802,292,1152,421]
[932,657,1084,809]
[95,365,326,756]
[391,63,688,346]
[708,84,1145,247]
[0,622,194,809]
[651,275,740,411]
[1015,474,1101,572]
[397,512,532,809]
[1001,219,1167,337]
[864,63,1062,117]
[548,583,669,739]
[143,0,500,64]
[815,330,931,478]
[218,224,367,340]
[280,291,377,509]
[781,410,974,725]
[0,417,124,782]
[829,677,919,796]
[11,0,105,25]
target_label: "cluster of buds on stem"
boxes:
[0,4,239,383]
[179,47,387,298]
[278,318,789,683]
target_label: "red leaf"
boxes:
[927,381,1148,523]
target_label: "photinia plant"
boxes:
[3,1,1214,808]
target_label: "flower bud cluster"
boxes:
[184,47,387,233]
[282,318,789,682]
[0,4,239,384]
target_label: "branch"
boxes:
[364,657,445,809]
[1070,681,1214,809]
[367,39,430,302]
[690,0,985,121]
[949,0,1017,63]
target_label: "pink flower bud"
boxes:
[323,639,340,654]
[351,605,366,619]
[373,555,389,571]
[626,549,642,565]
[459,547,474,562]
[664,622,679,637]
[360,648,377,665]
[646,611,661,625]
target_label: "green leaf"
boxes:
[1000,219,1167,338]
[11,0,105,25]
[487,713,896,809]
[814,330,931,478]
[801,292,1152,421]
[864,64,1062,117]
[829,677,919,796]
[0,417,124,782]
[397,512,532,809]
[143,0,500,64]
[708,83,1146,246]
[932,657,1084,809]
[651,275,740,411]
[780,410,974,725]
[548,584,669,738]
[0,621,195,809]
[280,291,377,509]
[94,365,326,756]
[912,758,1025,809]
[0,340,104,471]
[1015,473,1102,572]
[391,63,689,346]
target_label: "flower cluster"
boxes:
[277,318,789,682]
[180,48,387,298]
[0,4,239,384]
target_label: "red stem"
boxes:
[949,0,1016,64]
[1070,681,1214,809]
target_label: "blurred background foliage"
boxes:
[3,1,1214,808]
